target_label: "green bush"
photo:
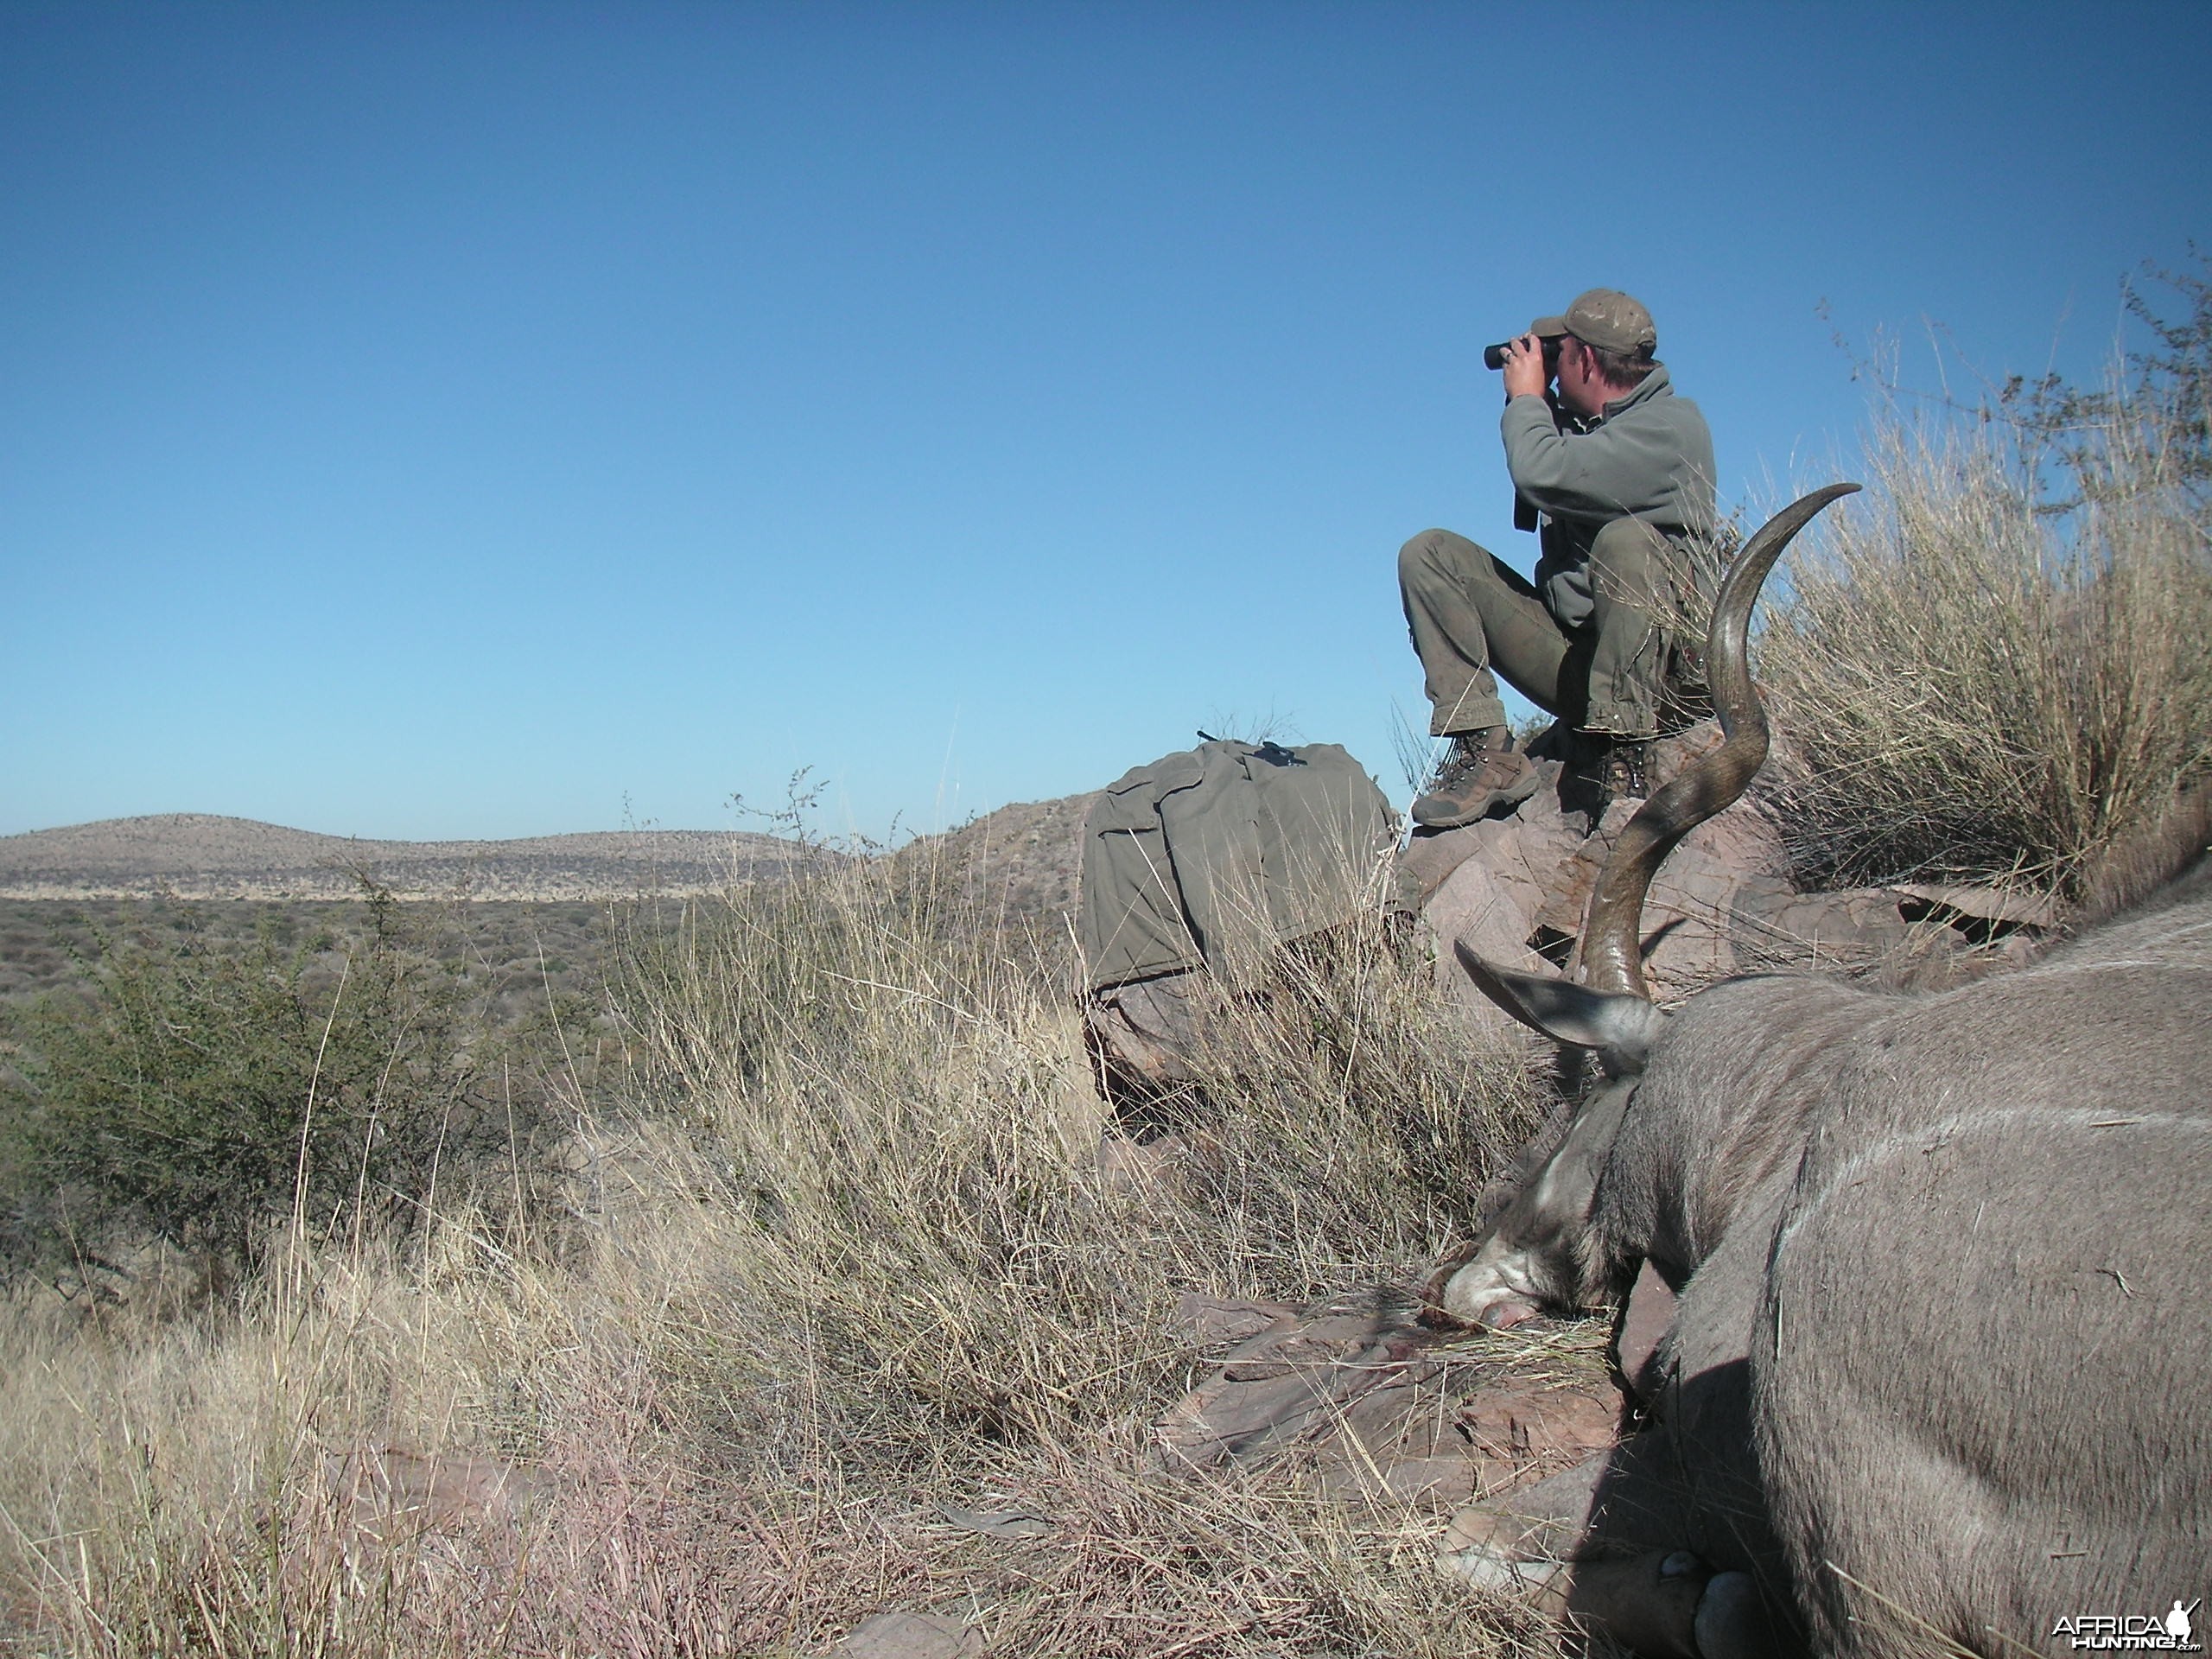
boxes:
[0,893,549,1296]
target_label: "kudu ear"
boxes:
[1454,939,1667,1069]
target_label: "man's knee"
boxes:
[1588,517,1668,582]
[1399,527,1459,586]
[1399,527,1496,604]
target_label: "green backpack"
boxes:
[1078,738,1407,1115]
[1077,738,1403,993]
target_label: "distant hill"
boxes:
[0,813,830,901]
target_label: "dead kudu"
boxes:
[1435,486,2212,1658]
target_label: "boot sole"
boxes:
[1410,767,1541,830]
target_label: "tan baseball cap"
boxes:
[1530,289,1658,355]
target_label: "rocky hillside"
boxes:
[896,791,1100,928]
[0,813,831,901]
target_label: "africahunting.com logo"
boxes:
[2054,1601,2202,1652]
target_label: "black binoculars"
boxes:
[1483,335,1562,373]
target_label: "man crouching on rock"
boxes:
[1400,289,1719,828]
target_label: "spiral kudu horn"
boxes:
[1577,483,1862,999]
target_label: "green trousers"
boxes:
[1397,517,1700,739]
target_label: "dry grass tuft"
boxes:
[1758,359,2212,898]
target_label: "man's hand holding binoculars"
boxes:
[1498,333,1552,401]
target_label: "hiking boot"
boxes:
[1412,729,1539,830]
[1597,737,1649,804]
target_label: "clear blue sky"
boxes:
[4,3,2208,842]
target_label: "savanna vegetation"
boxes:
[0,261,2205,1656]
[0,892,608,1301]
[0,847,1558,1657]
[1758,256,2212,895]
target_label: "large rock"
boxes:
[1412,723,1796,1007]
[1150,1291,1619,1510]
[1417,803,1586,982]
[1407,721,2044,1005]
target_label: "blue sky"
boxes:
[3,3,2208,842]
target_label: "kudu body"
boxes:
[1439,486,2212,1658]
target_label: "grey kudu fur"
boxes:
[1437,486,2212,1658]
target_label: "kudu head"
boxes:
[1436,484,1860,1328]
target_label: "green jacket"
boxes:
[1500,365,1717,629]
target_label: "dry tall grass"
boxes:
[0,839,1552,1657]
[1758,363,2212,896]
